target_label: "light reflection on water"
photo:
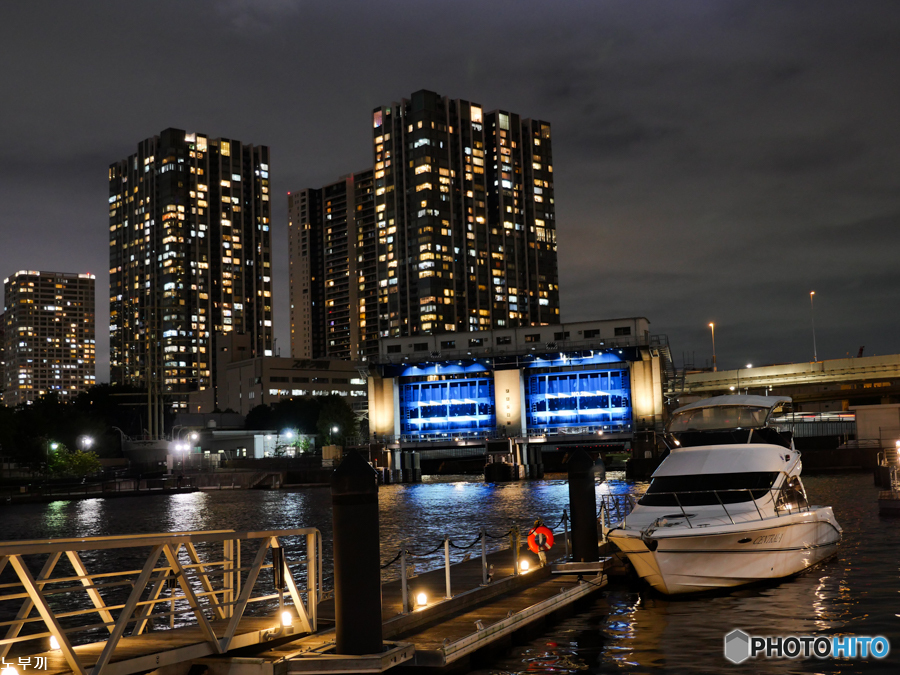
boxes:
[0,473,894,674]
[475,473,898,675]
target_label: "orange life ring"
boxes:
[527,525,555,553]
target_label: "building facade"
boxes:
[2,270,96,406]
[372,90,560,338]
[216,356,368,416]
[109,128,273,405]
[367,318,667,444]
[288,169,378,361]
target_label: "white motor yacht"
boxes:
[607,395,842,595]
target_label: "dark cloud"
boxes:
[2,0,900,379]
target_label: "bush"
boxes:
[48,445,102,478]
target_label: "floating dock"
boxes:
[242,537,610,673]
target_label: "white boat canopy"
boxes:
[653,444,795,477]
[672,395,791,415]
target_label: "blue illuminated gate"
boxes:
[525,366,632,433]
[399,375,495,439]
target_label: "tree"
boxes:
[47,444,102,478]
[245,404,274,430]
[316,395,358,445]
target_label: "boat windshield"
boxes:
[639,471,780,506]
[668,405,769,432]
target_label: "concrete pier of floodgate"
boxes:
[202,536,612,674]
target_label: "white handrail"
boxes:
[0,528,321,675]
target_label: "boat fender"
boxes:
[527,525,555,553]
[640,531,659,551]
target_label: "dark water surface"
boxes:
[0,472,896,673]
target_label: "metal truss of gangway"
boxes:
[0,528,321,675]
[674,353,900,396]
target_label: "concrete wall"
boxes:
[851,404,900,443]
[368,373,397,437]
[377,317,653,360]
[493,368,524,435]
[630,349,664,428]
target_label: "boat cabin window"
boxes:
[668,406,769,432]
[776,476,808,511]
[639,471,780,506]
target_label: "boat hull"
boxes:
[609,510,841,595]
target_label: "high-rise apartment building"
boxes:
[2,271,96,406]
[289,91,560,362]
[288,169,378,360]
[109,128,273,401]
[372,89,560,337]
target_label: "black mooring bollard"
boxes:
[567,449,601,563]
[332,450,383,655]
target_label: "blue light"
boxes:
[399,375,495,437]
[525,366,632,431]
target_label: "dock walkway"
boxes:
[3,529,613,675]
[257,534,611,672]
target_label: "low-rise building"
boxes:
[216,356,368,415]
[188,331,368,415]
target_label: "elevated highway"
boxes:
[675,354,900,402]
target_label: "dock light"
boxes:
[416,592,428,607]
[281,611,292,627]
[50,636,60,650]
[519,560,530,573]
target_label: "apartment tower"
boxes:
[288,169,377,360]
[372,89,560,338]
[109,128,273,403]
[2,270,96,406]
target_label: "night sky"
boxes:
[2,1,899,381]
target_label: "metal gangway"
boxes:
[0,528,321,675]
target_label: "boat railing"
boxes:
[614,486,810,529]
[0,528,322,673]
[599,495,637,529]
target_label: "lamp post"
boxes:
[46,440,59,468]
[184,432,198,469]
[738,364,752,394]
[709,322,717,372]
[281,429,294,457]
[78,436,93,452]
[332,425,340,445]
[810,291,818,363]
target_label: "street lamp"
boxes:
[79,436,93,452]
[709,323,717,372]
[280,429,294,457]
[810,291,818,363]
[332,426,340,445]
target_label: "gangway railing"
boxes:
[0,528,321,675]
